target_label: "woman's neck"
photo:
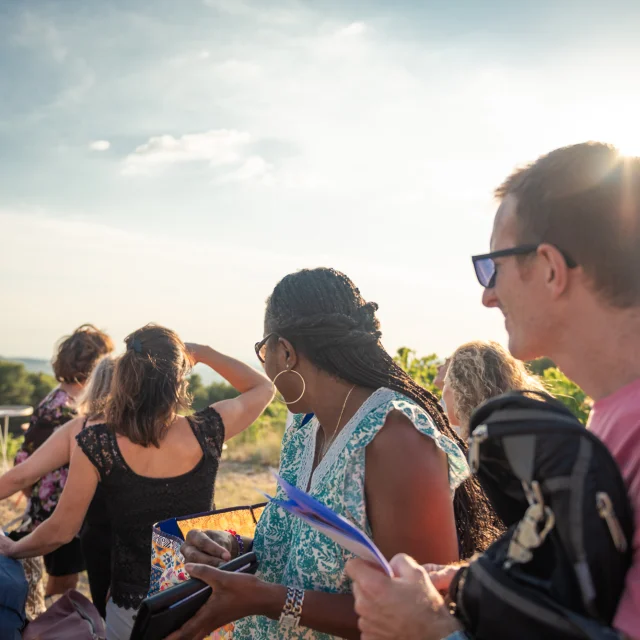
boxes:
[59,381,84,401]
[308,379,374,440]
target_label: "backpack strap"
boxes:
[469,390,578,433]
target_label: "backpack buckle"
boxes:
[505,481,556,569]
[468,424,488,473]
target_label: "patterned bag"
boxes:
[149,503,266,596]
[5,516,46,621]
[149,504,266,639]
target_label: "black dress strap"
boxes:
[76,424,119,479]
[187,406,225,459]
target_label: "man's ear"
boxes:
[538,243,571,298]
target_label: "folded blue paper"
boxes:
[263,471,392,576]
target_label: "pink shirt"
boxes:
[589,377,640,639]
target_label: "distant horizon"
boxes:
[0,356,228,385]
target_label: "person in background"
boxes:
[0,355,116,617]
[0,324,274,640]
[433,357,450,413]
[442,340,545,439]
[14,324,114,597]
[433,358,450,392]
[167,268,500,640]
[347,142,640,640]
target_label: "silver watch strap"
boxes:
[279,587,305,629]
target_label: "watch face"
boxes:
[279,615,299,629]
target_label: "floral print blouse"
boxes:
[15,388,76,527]
[232,388,470,640]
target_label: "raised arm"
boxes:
[0,416,85,501]
[0,445,99,559]
[186,344,274,440]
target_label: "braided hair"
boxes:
[265,267,501,558]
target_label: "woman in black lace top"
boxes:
[0,324,274,640]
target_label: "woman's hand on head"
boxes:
[180,530,235,567]
[184,343,204,365]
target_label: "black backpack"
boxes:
[451,391,634,640]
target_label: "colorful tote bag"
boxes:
[149,503,266,640]
[149,503,266,596]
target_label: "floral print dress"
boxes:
[232,388,470,640]
[15,388,76,527]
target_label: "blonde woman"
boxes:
[0,355,116,615]
[442,340,545,440]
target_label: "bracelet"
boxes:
[226,529,244,556]
[443,631,472,640]
[279,587,304,629]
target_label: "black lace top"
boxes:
[76,407,225,609]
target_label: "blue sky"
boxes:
[2,0,640,362]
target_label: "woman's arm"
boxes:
[165,565,361,640]
[187,344,274,440]
[0,416,85,501]
[364,410,460,564]
[2,446,99,558]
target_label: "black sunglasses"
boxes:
[255,332,277,364]
[472,244,577,289]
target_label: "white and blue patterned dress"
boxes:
[233,388,469,640]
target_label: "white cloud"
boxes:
[89,140,110,151]
[213,156,274,185]
[336,22,367,37]
[203,0,300,24]
[122,129,252,175]
[213,59,261,81]
[169,50,211,67]
[15,12,68,63]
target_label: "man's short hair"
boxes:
[496,142,640,307]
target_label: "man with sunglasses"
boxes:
[347,142,640,640]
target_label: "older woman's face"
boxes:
[442,376,458,428]
[433,358,450,391]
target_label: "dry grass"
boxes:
[222,430,283,468]
[215,459,276,507]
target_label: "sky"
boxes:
[2,0,640,363]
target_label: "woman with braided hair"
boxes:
[172,268,501,640]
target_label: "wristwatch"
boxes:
[279,587,304,629]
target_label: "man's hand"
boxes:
[423,563,466,595]
[180,530,235,567]
[346,554,463,640]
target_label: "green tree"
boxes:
[28,372,57,406]
[187,373,209,410]
[0,360,35,405]
[206,382,239,405]
[187,375,240,411]
[394,348,441,396]
[0,360,56,406]
[541,367,591,424]
[527,357,556,376]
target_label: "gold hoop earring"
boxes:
[272,369,306,405]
